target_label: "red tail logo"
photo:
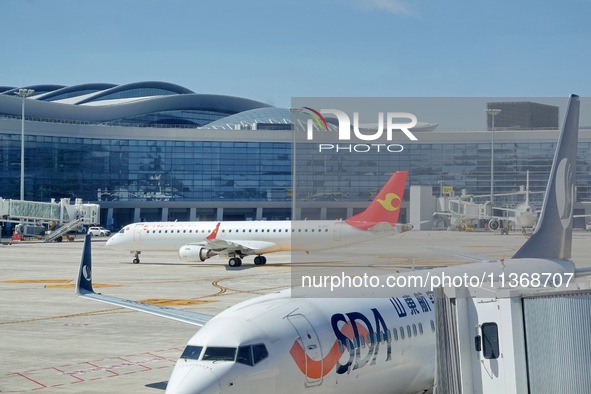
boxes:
[345,171,407,230]
[206,222,221,240]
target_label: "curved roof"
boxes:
[39,83,117,101]
[0,82,274,128]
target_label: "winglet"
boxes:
[345,171,408,230]
[76,234,94,295]
[206,222,221,241]
[513,95,580,260]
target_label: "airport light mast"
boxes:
[486,108,502,207]
[14,88,35,201]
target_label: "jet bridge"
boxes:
[1,198,100,241]
[434,283,591,394]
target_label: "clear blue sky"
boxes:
[2,0,591,108]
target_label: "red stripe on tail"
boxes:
[345,171,408,230]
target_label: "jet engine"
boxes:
[488,219,500,231]
[178,245,216,262]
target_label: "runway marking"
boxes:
[2,348,182,392]
[0,309,129,325]
[138,298,216,306]
[44,283,121,289]
[2,279,71,284]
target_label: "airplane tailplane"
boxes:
[345,171,408,230]
[513,95,580,260]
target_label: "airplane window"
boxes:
[325,229,328,232]
[189,230,193,233]
[311,229,315,232]
[180,345,203,360]
[392,328,398,341]
[418,323,424,335]
[338,340,344,353]
[412,324,417,337]
[183,230,186,233]
[273,229,276,232]
[243,230,246,233]
[252,344,268,364]
[222,230,225,233]
[298,229,301,232]
[430,320,435,332]
[249,229,252,233]
[406,325,411,338]
[360,336,366,348]
[202,347,236,362]
[400,327,405,339]
[236,346,253,366]
[159,230,162,233]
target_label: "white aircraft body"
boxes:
[487,171,539,233]
[76,95,583,393]
[106,171,411,266]
[435,172,541,234]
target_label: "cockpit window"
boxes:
[236,344,269,366]
[236,346,253,366]
[202,347,236,361]
[118,228,125,234]
[180,345,203,360]
[252,344,268,364]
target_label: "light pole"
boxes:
[14,88,35,201]
[486,108,502,206]
[289,108,301,220]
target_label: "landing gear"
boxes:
[132,251,141,264]
[228,257,242,267]
[254,255,267,266]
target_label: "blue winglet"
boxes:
[76,234,94,295]
[513,95,580,260]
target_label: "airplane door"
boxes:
[333,222,342,241]
[133,225,142,242]
[287,313,324,387]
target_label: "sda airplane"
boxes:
[77,95,582,394]
[106,171,411,267]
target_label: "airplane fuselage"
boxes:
[107,220,399,255]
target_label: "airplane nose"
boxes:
[165,363,221,394]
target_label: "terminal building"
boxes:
[1,82,590,231]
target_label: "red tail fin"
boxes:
[206,222,221,240]
[345,171,407,230]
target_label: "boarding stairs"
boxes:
[44,219,84,243]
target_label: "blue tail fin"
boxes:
[513,95,580,260]
[76,234,94,295]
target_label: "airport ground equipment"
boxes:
[0,197,100,241]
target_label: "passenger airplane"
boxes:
[435,171,541,234]
[487,171,539,233]
[106,171,411,267]
[77,95,581,394]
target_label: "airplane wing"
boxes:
[76,235,213,327]
[196,239,279,256]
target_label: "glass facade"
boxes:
[295,141,591,204]
[0,133,291,203]
[2,130,591,205]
